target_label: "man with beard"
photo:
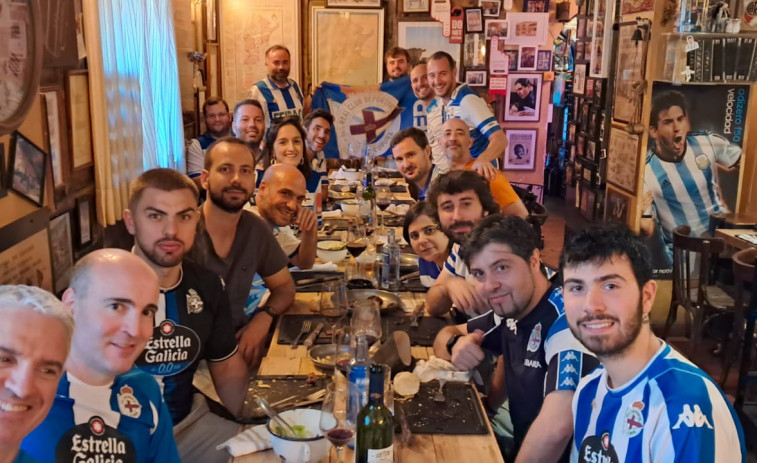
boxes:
[640,91,741,265]
[232,99,268,185]
[0,285,72,463]
[250,45,304,127]
[189,137,294,367]
[22,250,181,462]
[385,47,411,80]
[123,169,248,463]
[303,109,334,193]
[560,223,745,462]
[426,51,505,181]
[390,128,439,201]
[442,118,528,217]
[433,216,598,462]
[187,97,232,188]
[410,61,434,133]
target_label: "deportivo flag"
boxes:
[311,75,424,158]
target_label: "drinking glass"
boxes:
[351,299,382,346]
[320,280,348,344]
[347,223,367,278]
[319,382,360,463]
[375,185,392,232]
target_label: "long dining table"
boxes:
[231,290,505,463]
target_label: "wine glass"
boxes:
[375,185,392,233]
[320,280,348,344]
[351,299,382,346]
[347,223,367,278]
[320,382,360,463]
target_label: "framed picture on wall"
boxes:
[41,88,67,189]
[465,70,487,86]
[590,0,615,77]
[0,143,6,199]
[536,50,552,71]
[605,186,633,225]
[75,195,94,248]
[506,13,549,45]
[523,0,549,12]
[606,126,640,194]
[518,45,537,70]
[504,130,537,170]
[49,212,74,294]
[312,7,384,86]
[9,132,48,207]
[399,21,462,75]
[463,33,487,68]
[480,0,502,17]
[465,8,484,32]
[574,63,587,95]
[504,49,519,71]
[327,0,381,7]
[485,19,508,39]
[402,0,430,13]
[503,73,541,121]
[67,71,94,170]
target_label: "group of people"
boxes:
[0,42,747,463]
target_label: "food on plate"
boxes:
[273,424,314,439]
[318,241,347,251]
[393,372,421,397]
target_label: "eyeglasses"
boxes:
[408,225,440,241]
[206,113,229,120]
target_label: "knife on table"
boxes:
[303,323,324,347]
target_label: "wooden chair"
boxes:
[661,225,734,353]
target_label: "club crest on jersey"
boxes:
[695,154,711,170]
[117,385,142,418]
[623,401,645,437]
[135,320,201,376]
[672,404,713,429]
[55,416,136,463]
[578,431,619,463]
[187,288,204,314]
[527,323,542,352]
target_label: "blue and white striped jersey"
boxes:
[644,132,741,260]
[250,77,304,126]
[571,342,745,463]
[21,369,180,462]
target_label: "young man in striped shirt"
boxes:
[561,223,745,462]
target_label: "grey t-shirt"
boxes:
[189,210,289,329]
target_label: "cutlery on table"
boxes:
[303,323,324,347]
[409,302,425,328]
[433,378,447,403]
[292,321,312,349]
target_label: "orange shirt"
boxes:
[463,160,520,209]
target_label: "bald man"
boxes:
[21,249,180,462]
[254,164,318,269]
[0,285,72,463]
[442,118,528,218]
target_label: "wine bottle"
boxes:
[356,364,394,463]
[348,335,371,407]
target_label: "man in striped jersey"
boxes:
[250,45,304,127]
[21,249,181,462]
[641,91,741,264]
[561,223,745,462]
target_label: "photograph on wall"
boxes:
[9,132,48,206]
[503,74,541,121]
[536,50,552,71]
[504,130,537,170]
[485,19,508,39]
[621,0,653,14]
[523,0,549,12]
[574,63,587,95]
[613,17,649,123]
[518,45,537,70]
[590,0,614,77]
[463,33,487,68]
[399,21,462,73]
[504,49,519,71]
[465,8,484,32]
[402,0,430,13]
[465,70,487,86]
[605,187,633,225]
[506,13,549,45]
[606,126,640,194]
[641,82,750,277]
[49,212,74,293]
[480,0,502,17]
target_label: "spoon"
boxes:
[256,397,298,437]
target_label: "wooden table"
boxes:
[232,292,505,463]
[715,228,757,250]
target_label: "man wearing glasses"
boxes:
[186,97,232,188]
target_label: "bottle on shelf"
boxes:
[380,229,400,292]
[348,335,371,407]
[356,364,394,463]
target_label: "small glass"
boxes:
[320,382,360,463]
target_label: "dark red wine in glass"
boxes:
[364,226,375,237]
[326,428,354,447]
[376,201,390,211]
[347,241,367,257]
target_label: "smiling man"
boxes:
[410,61,434,133]
[124,168,248,463]
[0,285,72,463]
[640,90,741,264]
[250,45,304,127]
[232,99,268,184]
[21,249,180,462]
[433,216,597,462]
[560,223,745,462]
[303,109,334,193]
[384,47,410,81]
[187,97,232,188]
[390,128,438,200]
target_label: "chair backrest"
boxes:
[732,248,757,309]
[672,225,725,306]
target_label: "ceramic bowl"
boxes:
[317,240,348,262]
[267,409,330,463]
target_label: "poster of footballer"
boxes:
[640,82,749,277]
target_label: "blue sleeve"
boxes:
[150,398,181,462]
[459,93,500,137]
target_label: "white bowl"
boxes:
[317,240,348,262]
[267,409,330,463]
[340,199,361,216]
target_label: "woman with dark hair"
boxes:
[402,201,451,287]
[266,116,312,185]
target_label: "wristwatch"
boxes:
[446,334,463,355]
[258,305,278,320]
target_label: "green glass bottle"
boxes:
[355,364,394,463]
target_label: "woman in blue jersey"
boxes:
[266,116,314,189]
[403,201,451,287]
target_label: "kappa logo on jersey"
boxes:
[135,320,201,376]
[527,323,542,352]
[186,288,204,314]
[578,432,619,463]
[561,364,577,374]
[117,385,142,418]
[562,351,578,362]
[506,318,518,334]
[623,401,645,437]
[55,416,137,463]
[560,377,576,387]
[672,404,714,430]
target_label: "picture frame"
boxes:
[503,73,542,121]
[402,0,430,13]
[465,70,488,87]
[576,134,586,157]
[579,184,598,221]
[589,0,615,78]
[575,41,585,61]
[567,123,577,143]
[605,186,633,225]
[613,20,647,123]
[485,19,508,40]
[399,21,462,77]
[49,211,74,294]
[518,45,538,70]
[41,88,66,189]
[75,195,93,248]
[585,78,596,99]
[607,126,640,194]
[463,33,487,68]
[480,0,502,17]
[312,7,384,86]
[205,0,218,42]
[66,71,94,170]
[574,63,587,95]
[504,129,537,170]
[523,0,549,12]
[506,13,549,46]
[0,143,6,200]
[327,0,381,7]
[465,8,484,32]
[9,131,48,207]
[504,50,519,71]
[586,139,597,161]
[536,50,552,71]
